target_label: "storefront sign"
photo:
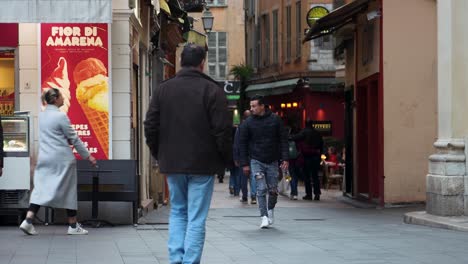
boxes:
[218,80,240,100]
[307,6,330,27]
[40,24,110,159]
[312,120,332,136]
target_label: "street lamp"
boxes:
[201,7,214,33]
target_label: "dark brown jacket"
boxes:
[144,68,232,175]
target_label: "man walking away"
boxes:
[239,95,289,228]
[291,120,324,201]
[144,44,232,264]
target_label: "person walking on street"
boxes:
[291,120,324,201]
[144,44,232,264]
[19,88,97,236]
[287,124,304,200]
[233,110,257,204]
[239,95,289,228]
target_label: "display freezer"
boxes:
[0,113,31,210]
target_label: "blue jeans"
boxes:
[240,166,257,199]
[167,174,214,264]
[250,159,279,217]
[229,167,240,195]
[289,162,303,196]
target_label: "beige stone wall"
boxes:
[382,0,437,203]
[186,2,245,80]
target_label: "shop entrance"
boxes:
[356,73,382,203]
[344,87,354,194]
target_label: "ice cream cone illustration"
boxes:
[41,57,71,113]
[73,58,109,158]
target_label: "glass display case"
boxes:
[2,115,29,157]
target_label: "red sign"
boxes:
[40,24,110,159]
[0,23,18,47]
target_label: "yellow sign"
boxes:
[307,6,330,27]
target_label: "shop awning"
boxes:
[303,0,370,42]
[246,77,344,97]
[0,0,112,23]
[246,78,300,97]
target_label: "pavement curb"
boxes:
[404,211,468,232]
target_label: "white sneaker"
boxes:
[260,216,269,228]
[19,220,38,235]
[268,209,274,225]
[67,223,88,235]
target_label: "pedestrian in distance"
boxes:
[287,124,304,200]
[144,44,232,264]
[234,110,257,204]
[290,120,324,201]
[19,88,97,236]
[239,95,289,228]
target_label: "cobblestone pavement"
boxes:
[1,175,468,264]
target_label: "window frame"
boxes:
[207,31,228,80]
[263,13,270,67]
[295,1,302,59]
[286,5,292,63]
[207,0,228,7]
[272,9,279,65]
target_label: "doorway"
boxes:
[344,87,354,194]
[356,73,382,203]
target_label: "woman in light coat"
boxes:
[19,88,96,235]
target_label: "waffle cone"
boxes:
[80,102,109,158]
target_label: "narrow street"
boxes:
[1,174,468,264]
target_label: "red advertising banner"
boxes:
[40,24,110,159]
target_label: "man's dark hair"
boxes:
[250,95,265,106]
[181,44,206,67]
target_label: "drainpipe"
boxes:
[353,21,358,198]
[378,0,385,208]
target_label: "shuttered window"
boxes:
[207,32,228,79]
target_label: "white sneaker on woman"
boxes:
[19,220,38,235]
[67,223,88,235]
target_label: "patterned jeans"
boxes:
[250,159,279,217]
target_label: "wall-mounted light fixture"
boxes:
[281,103,286,108]
[201,6,214,33]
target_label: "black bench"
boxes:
[77,159,139,226]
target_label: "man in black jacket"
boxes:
[144,44,232,264]
[290,120,324,201]
[239,95,289,228]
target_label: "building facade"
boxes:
[304,0,437,206]
[244,0,345,146]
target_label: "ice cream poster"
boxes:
[40,24,110,159]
